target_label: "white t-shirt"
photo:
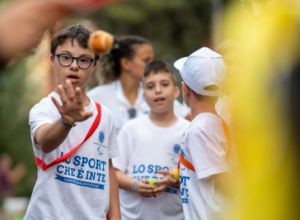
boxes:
[113,115,190,220]
[179,113,229,220]
[88,80,190,134]
[24,92,119,220]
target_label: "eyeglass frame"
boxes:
[52,53,96,69]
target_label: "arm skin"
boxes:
[108,160,121,220]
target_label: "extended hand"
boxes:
[51,80,93,125]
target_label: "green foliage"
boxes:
[0,60,36,196]
[87,0,213,59]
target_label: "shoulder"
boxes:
[88,81,116,98]
[95,102,114,120]
[121,115,148,132]
[177,117,190,127]
[29,92,57,115]
[190,113,223,134]
[124,115,147,127]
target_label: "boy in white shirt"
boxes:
[174,47,230,220]
[24,25,120,220]
[113,60,190,220]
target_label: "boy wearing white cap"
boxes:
[174,47,230,220]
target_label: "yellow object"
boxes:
[88,30,114,54]
[220,1,300,220]
[148,178,157,187]
[171,167,179,182]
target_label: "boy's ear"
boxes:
[181,81,190,95]
[174,86,180,98]
[50,54,54,63]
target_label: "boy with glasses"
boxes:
[24,25,121,220]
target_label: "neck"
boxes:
[190,96,217,119]
[149,111,177,127]
[119,73,140,105]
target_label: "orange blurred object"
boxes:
[88,30,114,54]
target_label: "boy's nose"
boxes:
[70,59,79,70]
[155,85,162,93]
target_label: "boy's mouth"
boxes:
[67,74,80,84]
[154,97,166,102]
[67,74,79,79]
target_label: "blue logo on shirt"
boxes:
[98,131,105,143]
[173,144,181,154]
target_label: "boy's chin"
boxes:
[151,108,172,115]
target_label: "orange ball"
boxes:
[88,30,114,54]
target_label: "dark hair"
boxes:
[99,35,151,83]
[143,60,177,84]
[50,24,99,60]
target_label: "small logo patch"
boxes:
[98,131,105,144]
[173,144,181,154]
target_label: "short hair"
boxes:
[144,60,177,84]
[50,24,99,60]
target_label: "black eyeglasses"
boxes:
[53,53,95,69]
[128,108,137,119]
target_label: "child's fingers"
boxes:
[74,87,83,105]
[153,184,166,194]
[82,111,93,120]
[51,96,61,112]
[57,84,67,105]
[65,80,75,101]
[157,170,171,176]
[139,182,155,191]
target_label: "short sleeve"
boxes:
[187,128,229,180]
[107,121,120,159]
[112,125,131,172]
[29,98,58,147]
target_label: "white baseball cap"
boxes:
[174,47,226,96]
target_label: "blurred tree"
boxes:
[0,61,36,197]
[88,0,212,60]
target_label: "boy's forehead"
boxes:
[55,39,94,56]
[143,71,174,82]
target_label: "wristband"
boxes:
[60,117,76,129]
[131,180,139,192]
